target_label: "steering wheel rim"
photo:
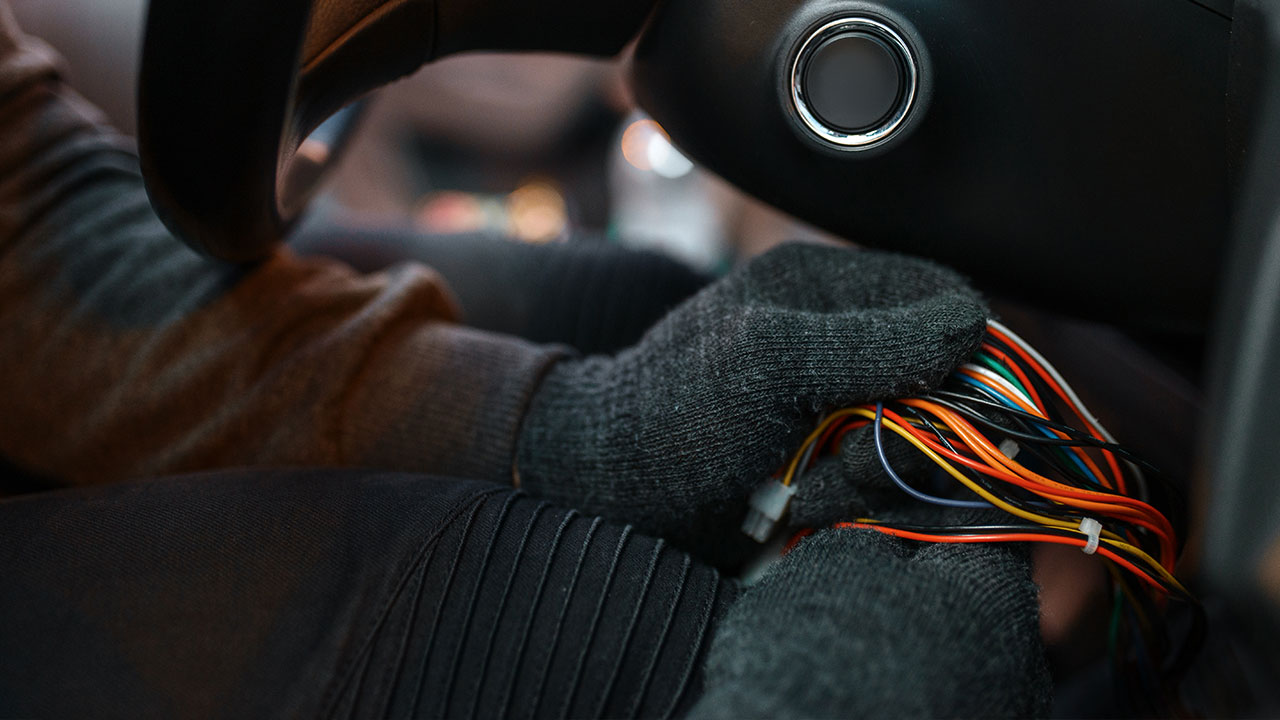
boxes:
[137,0,434,262]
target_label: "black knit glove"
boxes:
[514,242,987,558]
[688,527,1052,718]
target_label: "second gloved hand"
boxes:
[513,242,987,552]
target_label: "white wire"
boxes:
[987,321,1107,434]
[986,319,1149,498]
[961,362,1039,411]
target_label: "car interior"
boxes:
[4,0,1279,715]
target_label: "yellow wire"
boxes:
[910,401,1177,572]
[845,407,1094,533]
[780,408,864,487]
[1101,537,1190,595]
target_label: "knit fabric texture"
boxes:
[515,242,988,559]
[788,423,935,530]
[688,527,1053,719]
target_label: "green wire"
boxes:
[974,351,1030,397]
[971,353,1104,483]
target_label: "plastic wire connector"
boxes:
[1079,517,1102,555]
[741,480,797,542]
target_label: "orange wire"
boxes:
[883,406,1145,515]
[957,367,1113,490]
[899,401,1177,570]
[900,401,1168,526]
[880,404,1175,564]
[978,341,1126,492]
[986,325,1127,494]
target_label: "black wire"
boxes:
[996,433,1100,491]
[963,457,1070,513]
[925,391,1186,542]
[921,393,1161,493]
[876,432,1162,559]
[928,390,1159,472]
[931,387,1101,441]
[900,405,959,454]
[885,401,1163,556]
[933,385,1188,545]
[890,397,1100,499]
[903,393,1184,558]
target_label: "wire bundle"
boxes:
[781,319,1202,713]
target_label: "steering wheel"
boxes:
[136,0,654,263]
[138,0,1236,334]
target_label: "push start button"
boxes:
[791,17,918,149]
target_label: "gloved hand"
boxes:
[514,242,987,560]
[788,421,942,530]
[687,527,1052,719]
[695,404,1052,719]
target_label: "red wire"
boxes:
[832,419,869,451]
[986,326,1127,494]
[834,522,1171,594]
[883,403,1177,570]
[956,367,1114,491]
[814,417,861,459]
[783,528,814,555]
[883,405,1165,522]
[979,341,1121,491]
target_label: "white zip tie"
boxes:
[1079,517,1103,555]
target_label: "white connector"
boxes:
[741,480,797,543]
[998,438,1020,460]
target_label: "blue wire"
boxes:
[874,403,991,510]
[954,376,1103,486]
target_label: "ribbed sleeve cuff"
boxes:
[341,321,567,483]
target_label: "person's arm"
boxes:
[291,228,713,355]
[2,5,990,566]
[0,5,561,485]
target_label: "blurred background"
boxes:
[9,0,837,274]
